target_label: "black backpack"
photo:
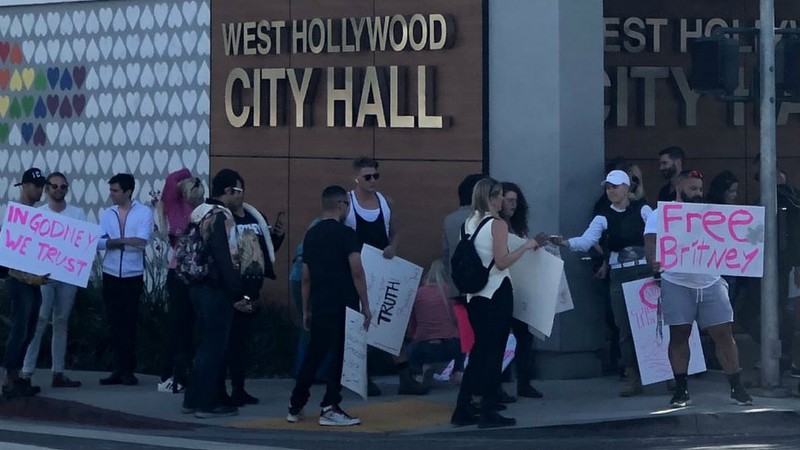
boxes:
[451,217,495,294]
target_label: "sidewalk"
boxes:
[6,369,799,435]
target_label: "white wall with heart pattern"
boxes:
[0,0,210,226]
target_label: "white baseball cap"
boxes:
[602,170,630,186]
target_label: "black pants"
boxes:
[456,278,513,411]
[3,277,42,374]
[220,309,254,392]
[161,270,195,385]
[184,285,233,411]
[510,318,533,385]
[102,274,143,376]
[290,309,346,410]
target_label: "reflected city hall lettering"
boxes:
[604,15,800,127]
[221,13,454,129]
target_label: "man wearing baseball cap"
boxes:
[551,170,655,396]
[3,167,50,399]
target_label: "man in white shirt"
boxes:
[22,172,86,388]
[97,173,153,386]
[644,170,753,408]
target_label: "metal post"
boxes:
[759,0,781,391]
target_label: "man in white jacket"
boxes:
[97,173,153,386]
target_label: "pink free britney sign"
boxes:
[656,202,765,278]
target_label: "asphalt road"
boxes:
[1,419,799,450]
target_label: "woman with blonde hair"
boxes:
[451,178,539,429]
[157,169,205,394]
[407,260,462,389]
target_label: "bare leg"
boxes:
[668,324,693,374]
[706,322,740,374]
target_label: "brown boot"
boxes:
[620,367,643,397]
[397,367,430,395]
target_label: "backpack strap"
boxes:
[467,216,495,271]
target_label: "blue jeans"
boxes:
[408,338,461,369]
[22,281,78,374]
[184,285,233,411]
[3,277,42,375]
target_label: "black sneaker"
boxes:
[99,373,123,385]
[731,386,753,406]
[478,411,517,429]
[52,373,81,388]
[231,388,259,405]
[17,378,41,395]
[367,379,382,397]
[120,374,138,386]
[517,384,543,399]
[669,389,691,408]
[450,406,479,427]
[498,388,517,404]
[195,405,238,418]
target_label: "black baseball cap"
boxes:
[14,168,46,187]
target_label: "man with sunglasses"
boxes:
[344,157,428,396]
[21,173,85,389]
[644,169,753,408]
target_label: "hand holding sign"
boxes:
[656,202,765,277]
[0,202,101,287]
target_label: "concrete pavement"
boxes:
[3,369,797,435]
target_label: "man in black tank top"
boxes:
[347,157,398,259]
[346,157,428,396]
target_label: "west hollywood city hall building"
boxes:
[1,0,799,378]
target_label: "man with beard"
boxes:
[644,170,753,408]
[657,146,685,202]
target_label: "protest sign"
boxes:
[508,235,564,337]
[341,307,368,399]
[544,243,574,314]
[623,277,706,385]
[655,202,765,278]
[361,244,423,356]
[0,202,100,287]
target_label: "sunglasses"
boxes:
[363,173,380,181]
[630,176,640,183]
[49,183,68,190]
[687,170,703,179]
[231,187,244,193]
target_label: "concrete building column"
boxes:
[489,0,607,378]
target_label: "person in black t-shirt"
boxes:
[287,185,371,427]
[657,146,685,202]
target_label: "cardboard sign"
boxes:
[341,307,368,399]
[656,202,765,278]
[0,202,100,287]
[508,235,564,337]
[361,244,423,356]
[623,277,706,385]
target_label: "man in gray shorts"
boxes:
[644,170,753,408]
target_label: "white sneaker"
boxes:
[157,377,183,393]
[286,407,303,423]
[318,405,360,426]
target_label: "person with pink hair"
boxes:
[157,168,205,393]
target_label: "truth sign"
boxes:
[0,202,101,287]
[655,202,765,278]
